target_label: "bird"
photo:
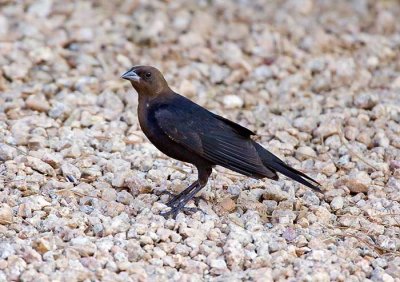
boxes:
[121,65,321,218]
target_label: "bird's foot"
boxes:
[157,190,206,207]
[160,206,204,219]
[156,190,175,198]
[157,181,207,219]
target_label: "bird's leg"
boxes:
[160,182,204,218]
[160,166,212,219]
[164,181,199,207]
[158,182,205,208]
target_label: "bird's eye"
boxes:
[145,72,152,78]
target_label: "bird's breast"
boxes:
[136,102,201,164]
[137,104,154,138]
[137,102,170,147]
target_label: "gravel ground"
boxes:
[1,0,400,281]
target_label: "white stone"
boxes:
[223,95,244,109]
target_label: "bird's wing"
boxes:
[153,99,275,178]
[210,113,256,137]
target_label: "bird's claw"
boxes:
[157,190,206,206]
[160,206,204,219]
[157,182,207,219]
[156,190,175,197]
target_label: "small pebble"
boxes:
[223,95,244,109]
[0,204,13,224]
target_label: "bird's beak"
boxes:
[121,69,141,82]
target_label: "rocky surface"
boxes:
[0,0,400,281]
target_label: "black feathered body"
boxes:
[137,90,320,191]
[138,91,268,175]
[137,93,213,168]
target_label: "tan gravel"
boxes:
[1,0,400,281]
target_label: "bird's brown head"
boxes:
[121,66,170,97]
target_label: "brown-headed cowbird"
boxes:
[122,66,321,218]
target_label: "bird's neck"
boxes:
[138,88,173,103]
[138,93,150,105]
[137,92,161,112]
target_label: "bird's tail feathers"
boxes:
[254,142,322,192]
[267,160,321,192]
